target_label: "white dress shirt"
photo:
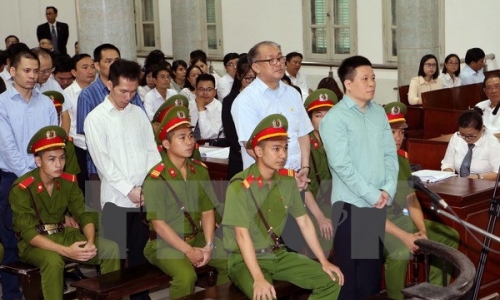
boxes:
[144,87,178,121]
[84,96,161,208]
[439,73,462,88]
[64,81,86,149]
[286,70,310,101]
[0,67,13,88]
[180,88,196,103]
[138,85,152,103]
[476,99,500,135]
[460,65,485,85]
[190,99,223,140]
[441,130,500,174]
[217,73,234,101]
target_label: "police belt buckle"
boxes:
[256,244,285,254]
[37,223,63,235]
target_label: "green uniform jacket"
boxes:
[64,139,81,175]
[222,164,306,253]
[9,169,95,244]
[387,151,415,220]
[307,132,332,209]
[142,156,217,246]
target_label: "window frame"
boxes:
[205,0,224,59]
[134,0,161,56]
[302,0,357,63]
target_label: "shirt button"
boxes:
[268,209,271,213]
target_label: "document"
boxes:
[198,146,230,159]
[412,169,457,183]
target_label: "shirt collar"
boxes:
[102,95,132,113]
[342,94,373,110]
[7,84,40,100]
[95,76,110,93]
[418,76,437,85]
[254,77,286,97]
[246,163,281,188]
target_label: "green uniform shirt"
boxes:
[143,156,216,243]
[222,164,306,253]
[387,152,415,221]
[307,132,332,205]
[9,169,94,243]
[64,139,81,175]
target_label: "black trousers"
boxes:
[74,146,88,196]
[331,201,386,300]
[101,202,151,300]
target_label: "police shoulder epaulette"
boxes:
[150,163,165,178]
[18,176,35,189]
[278,168,295,177]
[60,172,77,183]
[397,149,408,159]
[194,143,199,149]
[191,159,207,168]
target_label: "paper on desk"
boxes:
[412,169,457,183]
[198,146,230,159]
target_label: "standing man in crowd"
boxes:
[4,35,19,49]
[217,52,239,101]
[0,50,58,300]
[36,6,69,55]
[232,41,312,190]
[320,55,398,300]
[85,59,160,300]
[460,47,485,85]
[53,55,74,90]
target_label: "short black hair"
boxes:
[11,50,39,69]
[46,6,58,14]
[6,42,29,64]
[93,43,120,63]
[184,65,202,91]
[0,50,8,66]
[152,63,170,79]
[196,73,215,87]
[144,49,166,69]
[458,108,483,130]
[4,35,19,44]
[337,55,372,92]
[465,48,485,65]
[108,59,141,87]
[190,49,207,62]
[223,52,239,66]
[286,51,303,62]
[171,59,187,79]
[53,55,72,74]
[71,53,92,70]
[417,54,439,79]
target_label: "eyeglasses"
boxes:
[424,63,437,68]
[457,131,479,140]
[197,87,215,93]
[226,63,237,68]
[254,56,286,66]
[40,67,55,75]
[485,84,500,92]
[243,76,255,83]
[446,61,459,65]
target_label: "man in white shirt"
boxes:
[190,73,223,140]
[285,51,311,101]
[144,64,178,121]
[84,59,161,300]
[476,73,500,138]
[32,47,71,134]
[64,53,96,194]
[217,52,239,101]
[460,48,485,85]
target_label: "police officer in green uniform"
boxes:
[151,94,202,161]
[142,106,229,299]
[9,126,120,300]
[303,88,338,256]
[42,90,80,175]
[383,102,459,300]
[222,114,344,300]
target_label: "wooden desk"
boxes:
[407,138,449,170]
[202,157,229,202]
[417,177,500,298]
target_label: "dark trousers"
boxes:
[74,146,88,196]
[101,202,151,300]
[331,201,386,300]
[0,171,23,300]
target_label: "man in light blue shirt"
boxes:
[0,50,58,300]
[460,47,485,85]
[320,55,398,300]
[231,41,312,189]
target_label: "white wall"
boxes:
[1,0,499,103]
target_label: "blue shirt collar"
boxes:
[254,77,286,97]
[342,94,373,111]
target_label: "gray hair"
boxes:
[247,41,281,64]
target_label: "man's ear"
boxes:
[161,138,171,150]
[251,62,260,75]
[35,155,42,167]
[254,145,263,158]
[343,79,352,93]
[105,80,113,91]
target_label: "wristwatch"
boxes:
[205,241,215,249]
[478,174,484,180]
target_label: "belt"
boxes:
[36,223,65,236]
[255,244,286,254]
[149,230,197,242]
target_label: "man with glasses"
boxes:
[476,73,500,138]
[190,73,223,140]
[36,6,69,55]
[232,41,312,190]
[460,47,486,85]
[217,52,239,101]
[32,47,71,134]
[0,50,58,300]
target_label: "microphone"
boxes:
[408,175,449,209]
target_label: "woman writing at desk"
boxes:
[441,108,500,180]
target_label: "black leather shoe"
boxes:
[64,267,87,281]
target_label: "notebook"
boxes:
[412,170,457,183]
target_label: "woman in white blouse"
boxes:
[408,54,443,105]
[441,108,500,180]
[440,54,462,88]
